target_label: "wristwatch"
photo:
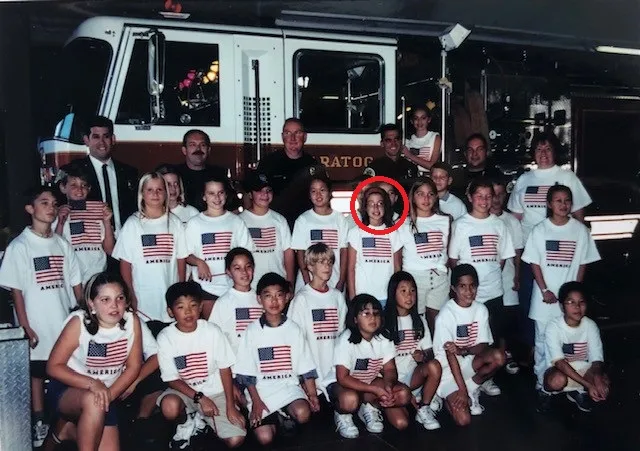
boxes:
[193,391,205,404]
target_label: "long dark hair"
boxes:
[346,294,385,344]
[82,272,131,335]
[359,186,394,227]
[384,271,424,344]
[545,184,573,218]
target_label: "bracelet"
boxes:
[193,391,205,404]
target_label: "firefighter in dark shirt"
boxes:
[363,124,418,181]
[450,133,502,198]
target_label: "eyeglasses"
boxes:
[358,310,381,318]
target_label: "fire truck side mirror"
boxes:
[147,30,166,96]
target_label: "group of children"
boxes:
[0,144,611,450]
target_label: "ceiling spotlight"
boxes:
[439,24,471,51]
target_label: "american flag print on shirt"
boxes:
[258,345,292,373]
[249,227,277,249]
[351,358,383,384]
[70,221,102,245]
[396,329,419,354]
[310,229,339,249]
[469,235,498,259]
[33,256,64,284]
[418,147,432,160]
[141,234,174,258]
[523,185,551,205]
[312,308,339,334]
[174,352,209,381]
[362,237,392,259]
[86,339,128,368]
[414,231,444,255]
[455,322,479,347]
[68,200,104,222]
[235,307,263,333]
[201,232,232,256]
[545,240,576,264]
[562,342,588,362]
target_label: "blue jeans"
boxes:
[518,262,535,347]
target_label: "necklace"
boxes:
[29,227,52,238]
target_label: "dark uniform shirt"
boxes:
[175,163,234,211]
[450,163,503,199]
[363,155,418,181]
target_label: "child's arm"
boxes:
[243,381,270,428]
[393,249,402,272]
[347,245,357,300]
[401,136,441,169]
[186,255,212,281]
[177,258,186,282]
[108,316,143,399]
[448,258,458,268]
[120,355,159,400]
[296,250,311,284]
[11,289,38,348]
[102,205,115,255]
[302,377,321,412]
[531,263,557,303]
[379,359,400,407]
[54,205,71,235]
[445,347,469,408]
[513,249,523,291]
[119,260,138,310]
[284,248,296,288]
[337,247,348,291]
[220,367,246,426]
[336,365,387,398]
[576,264,587,282]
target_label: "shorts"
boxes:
[436,355,476,399]
[30,360,47,379]
[546,365,589,393]
[410,269,450,313]
[157,389,246,439]
[47,379,119,426]
[245,384,307,419]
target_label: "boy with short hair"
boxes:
[541,281,609,413]
[235,273,320,446]
[209,247,262,353]
[156,281,246,450]
[430,162,467,220]
[289,243,347,399]
[0,186,82,447]
[54,163,115,283]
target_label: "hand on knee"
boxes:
[80,391,106,418]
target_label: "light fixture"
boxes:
[439,24,471,51]
[595,45,640,56]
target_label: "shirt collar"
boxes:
[440,191,451,201]
[89,154,114,169]
[259,313,287,328]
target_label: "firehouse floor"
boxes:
[51,323,640,451]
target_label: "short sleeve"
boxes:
[233,326,258,377]
[578,225,601,265]
[337,297,347,335]
[210,324,236,369]
[294,325,317,375]
[0,241,27,291]
[567,174,592,212]
[140,320,158,359]
[290,216,307,250]
[507,178,525,214]
[112,219,136,262]
[157,332,180,382]
[63,240,82,287]
[432,311,456,358]
[277,215,292,250]
[209,297,231,325]
[497,221,516,260]
[380,337,397,365]
[389,230,403,253]
[417,316,433,350]
[521,226,543,265]
[587,321,604,363]
[233,218,256,253]
[347,227,359,250]
[475,304,494,345]
[448,220,463,260]
[337,214,349,249]
[333,333,353,369]
[287,293,307,330]
[509,216,525,250]
[544,320,565,365]
[172,220,189,259]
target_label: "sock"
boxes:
[467,379,480,394]
[32,411,45,424]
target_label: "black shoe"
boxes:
[277,410,297,437]
[536,389,552,414]
[566,391,593,413]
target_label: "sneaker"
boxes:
[415,405,441,430]
[193,412,212,437]
[536,389,552,414]
[469,388,484,416]
[357,403,384,433]
[506,361,520,375]
[32,420,49,448]
[480,379,501,396]
[429,395,443,413]
[566,391,593,413]
[334,411,359,439]
[277,409,297,437]
[170,414,196,450]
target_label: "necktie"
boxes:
[102,164,115,228]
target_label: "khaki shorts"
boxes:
[157,389,246,439]
[436,355,476,399]
[410,269,450,313]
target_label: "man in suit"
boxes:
[61,116,138,235]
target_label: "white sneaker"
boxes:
[334,411,359,438]
[429,395,443,413]
[480,378,501,396]
[415,405,441,430]
[193,411,211,436]
[32,420,49,448]
[469,388,484,416]
[170,414,196,450]
[357,403,384,433]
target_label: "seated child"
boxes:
[329,294,412,438]
[235,273,320,446]
[384,272,442,430]
[432,264,506,426]
[156,282,246,450]
[540,281,609,413]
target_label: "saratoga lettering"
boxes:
[319,156,374,168]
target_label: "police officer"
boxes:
[363,124,418,180]
[450,133,502,198]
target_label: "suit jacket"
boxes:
[62,156,139,226]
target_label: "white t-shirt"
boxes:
[439,192,467,220]
[522,218,601,321]
[54,200,107,284]
[171,204,199,226]
[400,214,450,272]
[394,315,433,382]
[140,320,158,360]
[544,316,603,373]
[449,214,515,303]
[157,320,235,397]
[496,211,524,307]
[112,213,189,322]
[507,165,592,240]
[331,330,396,385]
[239,209,292,290]
[406,131,439,171]
[208,287,262,354]
[291,209,349,290]
[234,317,317,415]
[288,284,347,391]
[0,227,82,360]
[347,225,403,300]
[185,212,254,297]
[432,299,493,367]
[65,310,137,387]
